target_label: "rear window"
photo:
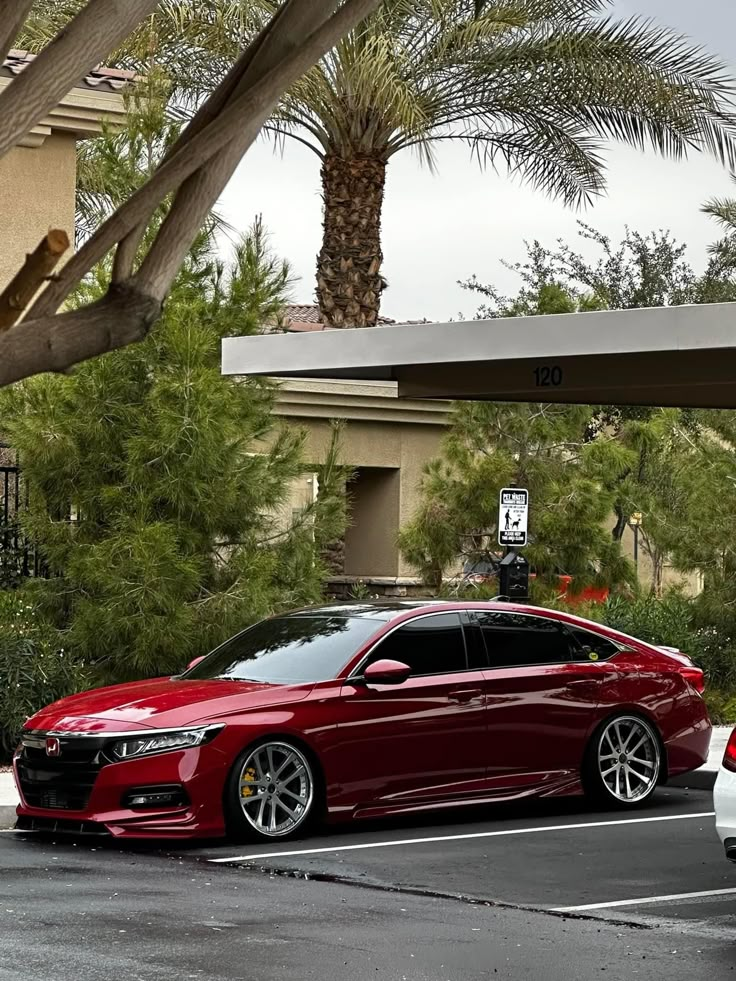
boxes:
[567,627,621,663]
[474,611,571,667]
[186,616,382,684]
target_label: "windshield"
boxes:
[184,615,383,685]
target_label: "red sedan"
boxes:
[14,601,711,841]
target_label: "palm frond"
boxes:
[264,0,736,204]
[703,175,736,234]
[704,199,736,231]
[20,0,736,209]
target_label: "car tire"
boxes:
[583,714,662,809]
[224,738,321,842]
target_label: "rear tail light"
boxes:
[723,729,736,773]
[678,665,705,694]
[657,647,705,692]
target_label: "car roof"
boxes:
[283,601,438,621]
[282,600,579,622]
[277,601,654,651]
[282,600,637,635]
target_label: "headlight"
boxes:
[110,725,223,761]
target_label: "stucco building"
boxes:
[269,367,449,591]
[260,304,449,591]
[0,50,131,289]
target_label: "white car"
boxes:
[715,727,736,862]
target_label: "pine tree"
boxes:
[2,224,349,684]
[0,93,349,685]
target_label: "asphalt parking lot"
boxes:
[2,784,735,980]
[184,785,736,926]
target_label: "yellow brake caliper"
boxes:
[241,767,257,798]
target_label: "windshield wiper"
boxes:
[212,675,266,683]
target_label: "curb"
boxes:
[0,805,17,830]
[669,769,717,791]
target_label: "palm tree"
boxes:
[279,0,736,327]
[21,1,736,328]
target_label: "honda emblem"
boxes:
[45,737,61,758]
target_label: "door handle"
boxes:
[448,688,482,703]
[566,679,598,694]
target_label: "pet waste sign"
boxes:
[498,488,529,548]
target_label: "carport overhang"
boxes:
[222,302,736,408]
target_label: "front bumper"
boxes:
[14,734,232,839]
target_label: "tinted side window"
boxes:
[474,612,570,668]
[567,627,621,663]
[368,613,468,676]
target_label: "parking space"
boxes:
[4,784,736,978]
[3,829,735,981]
[4,787,730,920]
[165,786,736,932]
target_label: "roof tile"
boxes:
[2,50,136,92]
[264,304,399,334]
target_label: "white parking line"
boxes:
[554,886,736,913]
[208,810,715,864]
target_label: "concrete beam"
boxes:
[222,302,736,408]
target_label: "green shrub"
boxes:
[601,592,696,649]
[0,592,88,761]
[596,591,736,698]
[688,627,736,695]
[702,689,736,726]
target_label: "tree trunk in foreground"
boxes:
[317,152,386,328]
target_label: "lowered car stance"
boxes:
[14,601,710,841]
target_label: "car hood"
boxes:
[25,677,314,733]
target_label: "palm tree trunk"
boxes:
[317,152,386,328]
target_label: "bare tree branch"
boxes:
[0,0,382,387]
[0,0,161,162]
[30,0,382,315]
[112,0,331,282]
[0,229,69,331]
[0,0,35,66]
[110,0,288,284]
[135,0,344,298]
[0,284,161,388]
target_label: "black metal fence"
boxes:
[0,447,44,586]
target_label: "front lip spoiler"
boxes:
[15,815,111,837]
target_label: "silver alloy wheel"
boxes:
[237,742,314,838]
[597,716,660,803]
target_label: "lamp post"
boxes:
[630,511,643,571]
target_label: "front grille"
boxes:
[16,761,99,811]
[16,731,109,812]
[23,744,101,765]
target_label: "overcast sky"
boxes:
[218,0,736,322]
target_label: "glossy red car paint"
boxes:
[14,602,711,839]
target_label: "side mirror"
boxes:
[186,655,206,672]
[363,659,411,686]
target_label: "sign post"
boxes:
[498,488,529,549]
